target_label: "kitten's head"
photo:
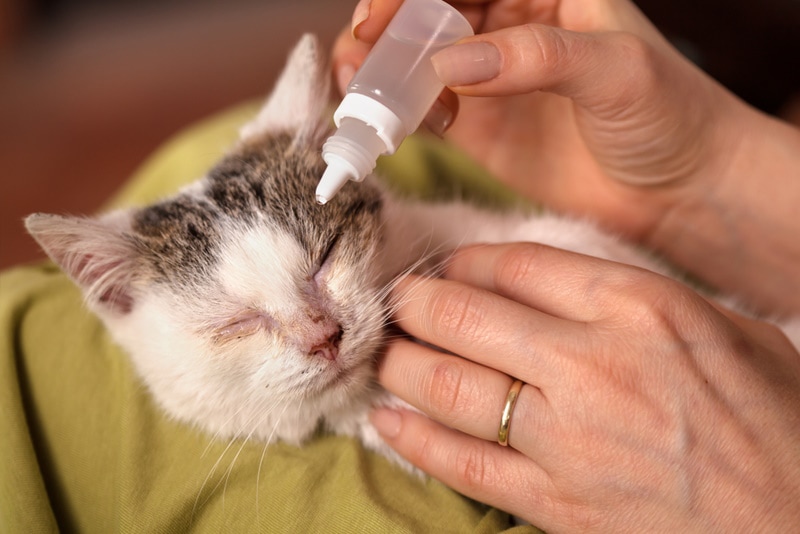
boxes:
[26,35,392,443]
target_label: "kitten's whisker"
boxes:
[256,397,296,520]
[255,439,271,524]
[219,430,260,511]
[200,394,271,459]
[192,435,241,520]
[193,393,280,520]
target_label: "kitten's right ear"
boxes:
[25,212,141,315]
[239,33,330,146]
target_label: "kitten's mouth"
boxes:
[311,351,366,395]
[317,362,352,391]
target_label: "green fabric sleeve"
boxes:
[1,102,540,533]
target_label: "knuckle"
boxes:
[522,24,571,79]
[453,442,500,491]
[609,32,662,97]
[596,270,700,339]
[630,279,687,330]
[613,31,655,65]
[428,359,471,418]
[426,283,490,343]
[406,421,436,467]
[494,244,539,295]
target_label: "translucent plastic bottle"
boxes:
[315,0,474,204]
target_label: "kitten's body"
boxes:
[26,35,799,471]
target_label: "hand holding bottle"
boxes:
[333,0,800,314]
[317,0,472,203]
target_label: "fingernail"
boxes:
[422,98,454,137]
[337,63,356,96]
[370,408,402,438]
[351,0,371,40]
[432,41,502,87]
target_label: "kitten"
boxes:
[25,35,799,472]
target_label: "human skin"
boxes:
[334,0,800,316]
[331,0,800,530]
[373,244,800,531]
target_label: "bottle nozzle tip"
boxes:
[316,162,354,205]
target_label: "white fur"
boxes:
[379,197,670,279]
[101,216,386,446]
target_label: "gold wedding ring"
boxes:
[497,379,524,447]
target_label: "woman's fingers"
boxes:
[332,27,370,94]
[390,274,582,386]
[379,339,549,449]
[431,24,662,110]
[442,242,663,322]
[369,406,551,522]
[351,0,403,42]
[352,0,488,42]
[332,25,460,135]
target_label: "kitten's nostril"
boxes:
[310,328,342,361]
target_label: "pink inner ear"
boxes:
[73,255,135,315]
[98,286,134,314]
[26,213,139,315]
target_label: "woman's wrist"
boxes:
[648,99,800,315]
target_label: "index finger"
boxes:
[390,274,584,385]
[352,0,486,42]
[351,0,402,42]
[444,241,672,323]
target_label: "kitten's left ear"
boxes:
[239,33,330,146]
[25,211,141,315]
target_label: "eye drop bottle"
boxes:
[315,0,473,204]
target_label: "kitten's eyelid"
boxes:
[318,234,341,269]
[208,310,272,343]
[312,235,341,290]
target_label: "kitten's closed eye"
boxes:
[209,310,274,344]
[319,235,339,268]
[313,235,340,287]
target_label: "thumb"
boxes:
[431,24,673,118]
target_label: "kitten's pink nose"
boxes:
[309,329,342,361]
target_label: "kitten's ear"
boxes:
[25,212,141,315]
[239,33,330,146]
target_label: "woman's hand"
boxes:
[334,0,740,238]
[372,243,800,531]
[334,0,800,315]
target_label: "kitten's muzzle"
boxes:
[309,327,343,361]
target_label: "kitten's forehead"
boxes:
[217,222,306,308]
[130,134,383,285]
[207,134,383,247]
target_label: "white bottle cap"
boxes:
[316,116,391,204]
[315,0,473,205]
[333,93,406,154]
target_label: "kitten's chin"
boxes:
[317,365,373,397]
[311,358,374,407]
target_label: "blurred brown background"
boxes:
[1,0,798,270]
